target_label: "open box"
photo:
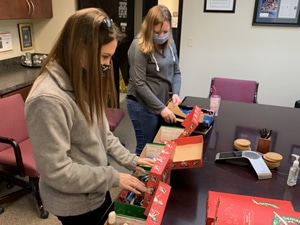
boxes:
[114,181,171,225]
[113,144,175,225]
[167,102,214,129]
[153,126,204,170]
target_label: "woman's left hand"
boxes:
[136,157,156,171]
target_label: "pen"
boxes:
[265,130,272,139]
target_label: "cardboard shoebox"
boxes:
[142,141,175,207]
[167,102,214,129]
[206,191,295,225]
[113,144,175,225]
[152,104,201,143]
[153,126,204,170]
[114,181,171,225]
[214,196,300,225]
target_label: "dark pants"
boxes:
[57,192,112,225]
[127,97,164,156]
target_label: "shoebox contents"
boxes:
[153,126,204,170]
[113,143,174,225]
[206,191,295,225]
[167,101,214,129]
[166,104,202,137]
[114,181,171,225]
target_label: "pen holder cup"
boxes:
[257,138,271,154]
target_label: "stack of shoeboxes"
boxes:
[206,191,300,225]
[112,105,203,224]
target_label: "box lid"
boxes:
[144,181,171,225]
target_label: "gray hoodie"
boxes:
[25,61,138,216]
[127,38,182,115]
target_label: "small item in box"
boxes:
[206,191,295,225]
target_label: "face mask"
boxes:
[100,64,111,76]
[153,32,169,45]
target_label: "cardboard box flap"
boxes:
[143,142,175,207]
[154,126,185,143]
[167,101,187,118]
[144,181,171,225]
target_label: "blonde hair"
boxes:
[139,5,173,54]
[39,8,124,124]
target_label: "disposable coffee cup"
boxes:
[210,95,221,116]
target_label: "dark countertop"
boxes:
[0,57,40,95]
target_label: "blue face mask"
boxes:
[153,32,169,45]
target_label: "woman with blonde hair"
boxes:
[25,8,154,225]
[127,5,182,156]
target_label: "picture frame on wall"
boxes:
[253,0,300,26]
[18,23,34,51]
[204,0,236,13]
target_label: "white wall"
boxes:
[1,0,299,108]
[0,0,76,60]
[180,0,300,107]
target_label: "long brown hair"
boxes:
[139,5,173,54]
[39,8,124,124]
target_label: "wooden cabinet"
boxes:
[1,85,32,101]
[0,0,52,20]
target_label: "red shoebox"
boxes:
[142,141,176,207]
[114,181,171,225]
[171,135,203,169]
[152,104,203,170]
[206,191,295,225]
[154,105,201,142]
[214,196,300,225]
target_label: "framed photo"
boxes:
[204,0,236,13]
[253,0,300,26]
[18,23,34,51]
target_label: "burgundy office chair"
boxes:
[209,77,259,103]
[0,94,48,218]
[105,108,125,132]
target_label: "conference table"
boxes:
[162,96,300,225]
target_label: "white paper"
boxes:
[0,32,13,53]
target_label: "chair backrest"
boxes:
[0,94,29,151]
[209,77,259,103]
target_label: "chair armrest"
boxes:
[0,136,26,176]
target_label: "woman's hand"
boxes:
[172,94,181,105]
[161,107,176,124]
[136,157,156,172]
[119,173,147,195]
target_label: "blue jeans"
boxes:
[126,98,160,156]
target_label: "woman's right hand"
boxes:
[119,173,147,195]
[161,106,176,124]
